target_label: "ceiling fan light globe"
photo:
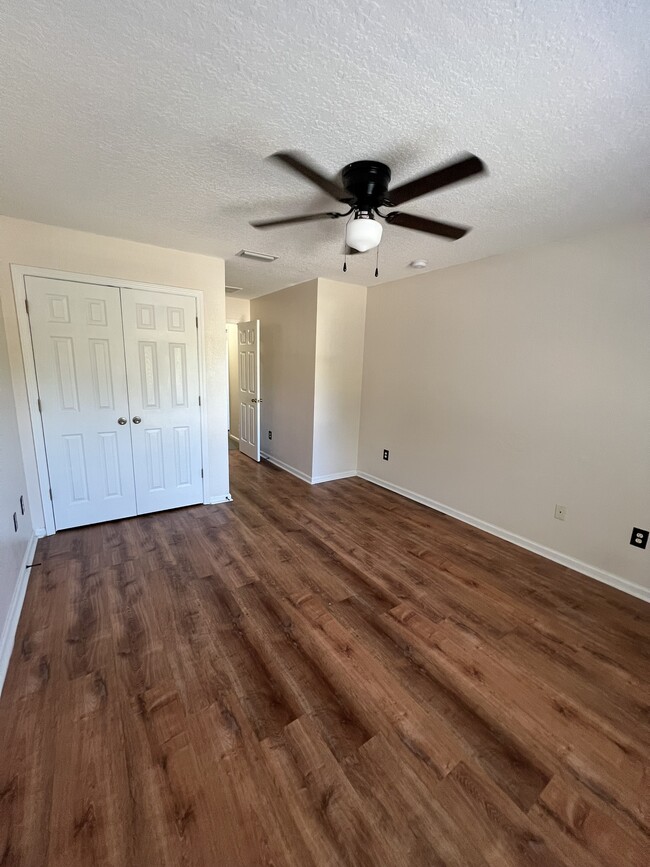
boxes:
[346,215,383,252]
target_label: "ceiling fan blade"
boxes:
[385,211,469,240]
[250,211,345,229]
[270,151,348,201]
[387,154,485,206]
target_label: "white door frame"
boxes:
[11,264,211,536]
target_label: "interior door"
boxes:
[26,276,137,530]
[121,287,203,514]
[237,320,261,461]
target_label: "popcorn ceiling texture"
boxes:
[0,0,648,297]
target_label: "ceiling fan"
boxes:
[250,151,487,263]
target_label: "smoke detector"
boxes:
[409,259,428,269]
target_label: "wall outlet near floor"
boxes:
[382,449,389,461]
[554,504,567,521]
[630,527,648,549]
[268,430,272,440]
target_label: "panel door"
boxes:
[26,276,137,530]
[121,288,203,514]
[237,320,261,462]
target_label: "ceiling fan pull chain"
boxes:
[375,245,379,278]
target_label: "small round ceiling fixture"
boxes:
[409,259,428,269]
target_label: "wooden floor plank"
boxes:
[528,773,650,867]
[0,451,648,865]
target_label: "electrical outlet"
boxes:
[630,527,648,549]
[13,512,18,532]
[383,449,389,461]
[268,430,272,440]
[20,495,25,515]
[554,504,567,521]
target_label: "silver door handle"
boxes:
[132,416,142,424]
[118,417,128,425]
[251,398,263,403]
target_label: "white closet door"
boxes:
[121,288,203,514]
[26,277,137,530]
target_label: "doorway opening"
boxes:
[226,319,261,462]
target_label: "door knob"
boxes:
[251,398,263,403]
[132,416,142,424]
[117,417,127,425]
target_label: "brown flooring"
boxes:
[1,453,649,866]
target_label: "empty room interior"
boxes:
[0,1,649,865]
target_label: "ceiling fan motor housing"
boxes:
[342,161,391,209]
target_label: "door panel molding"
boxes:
[122,286,203,514]
[12,264,210,535]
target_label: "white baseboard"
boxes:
[228,434,239,443]
[357,472,650,604]
[208,493,233,504]
[260,452,312,484]
[0,533,38,696]
[260,452,357,486]
[311,470,358,484]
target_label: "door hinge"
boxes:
[49,488,53,501]
[201,468,204,478]
[25,298,29,316]
[37,397,42,413]
[198,395,201,406]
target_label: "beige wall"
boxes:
[0,216,229,531]
[0,291,33,684]
[225,296,250,322]
[358,220,650,594]
[251,278,367,483]
[312,279,366,480]
[251,280,318,479]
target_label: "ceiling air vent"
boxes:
[236,249,278,262]
[225,286,243,295]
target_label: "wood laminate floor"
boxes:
[1,453,649,866]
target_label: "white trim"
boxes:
[357,472,650,604]
[0,533,38,696]
[228,434,240,443]
[259,454,357,486]
[11,264,212,531]
[311,470,358,484]
[208,493,233,504]
[261,451,312,484]
[12,269,56,534]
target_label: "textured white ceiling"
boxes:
[1,0,648,298]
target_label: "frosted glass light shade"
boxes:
[346,214,383,252]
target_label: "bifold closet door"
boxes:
[120,288,203,515]
[26,277,137,530]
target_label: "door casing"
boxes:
[12,264,211,535]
